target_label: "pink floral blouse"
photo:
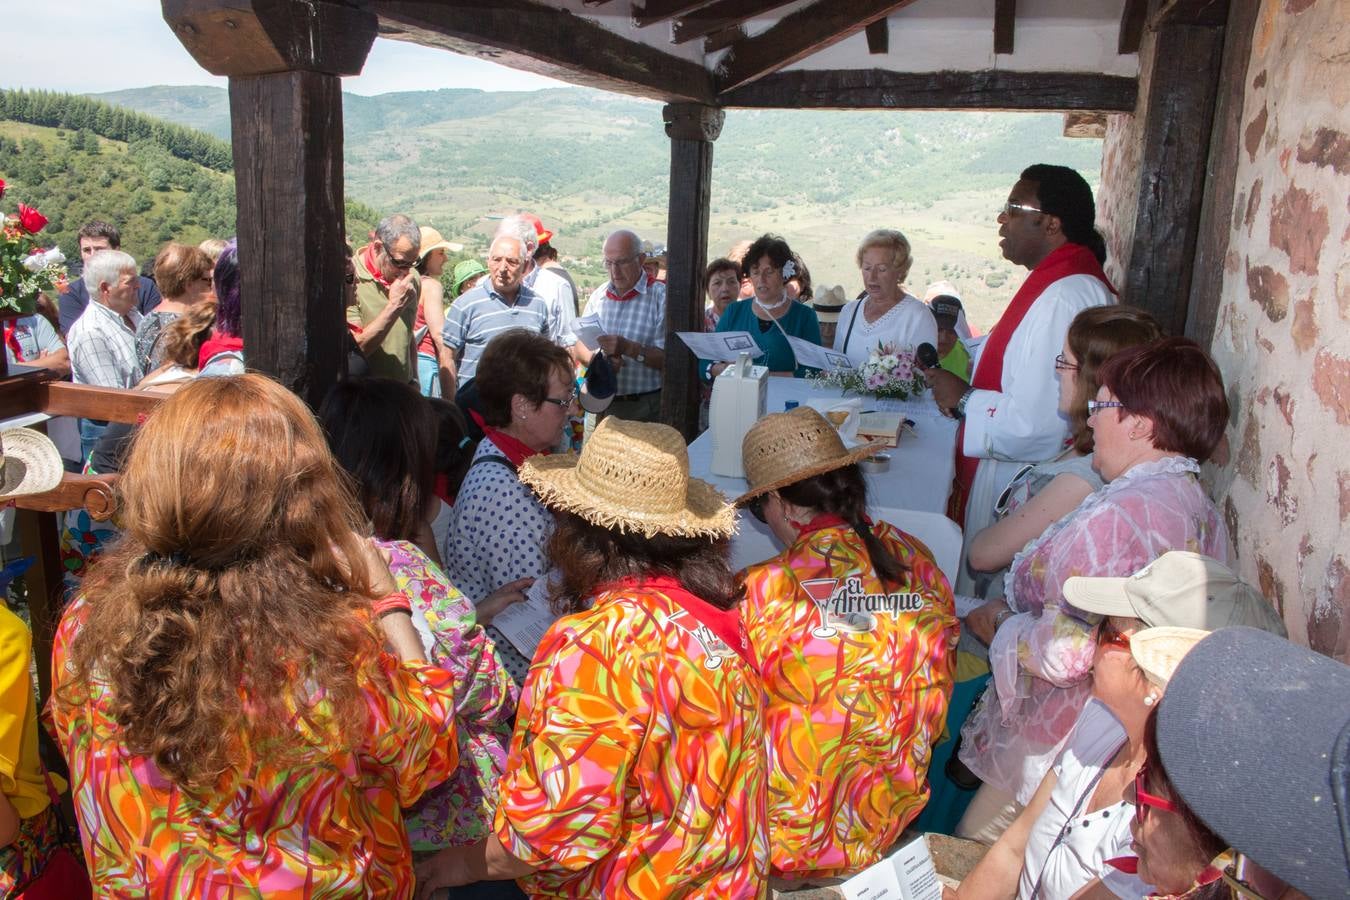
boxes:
[959,456,1229,803]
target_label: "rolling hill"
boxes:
[89,85,1104,329]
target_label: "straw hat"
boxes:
[736,406,884,504]
[518,417,736,539]
[1129,626,1209,688]
[0,427,63,500]
[418,226,464,259]
[812,285,848,323]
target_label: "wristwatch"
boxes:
[634,348,647,365]
[993,607,1015,630]
[954,387,975,419]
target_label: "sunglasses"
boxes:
[746,495,768,523]
[383,249,418,270]
[999,200,1044,217]
[994,463,1036,517]
[1097,620,1132,651]
[1133,764,1180,827]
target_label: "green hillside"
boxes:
[87,84,1104,329]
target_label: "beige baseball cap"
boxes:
[1063,551,1287,635]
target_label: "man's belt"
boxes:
[613,389,662,402]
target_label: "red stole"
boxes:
[607,574,757,670]
[468,408,548,468]
[950,243,1113,523]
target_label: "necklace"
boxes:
[754,294,790,315]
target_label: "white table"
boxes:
[687,376,959,515]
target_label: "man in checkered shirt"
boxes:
[68,249,145,460]
[574,230,667,423]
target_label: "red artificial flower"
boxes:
[0,177,6,200]
[17,203,47,234]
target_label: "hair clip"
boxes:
[458,435,472,449]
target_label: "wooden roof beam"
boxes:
[671,0,797,45]
[633,0,717,28]
[994,0,1015,55]
[371,0,714,103]
[716,0,921,92]
[719,69,1138,112]
[1119,0,1147,53]
[865,18,889,55]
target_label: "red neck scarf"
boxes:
[605,573,757,669]
[197,333,244,370]
[360,245,393,290]
[3,323,24,363]
[606,272,645,302]
[950,242,1114,522]
[469,408,548,468]
[793,513,852,540]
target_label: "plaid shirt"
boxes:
[68,301,143,388]
[584,273,666,396]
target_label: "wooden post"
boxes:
[162,0,376,407]
[1121,16,1226,335]
[661,103,724,440]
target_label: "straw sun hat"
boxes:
[0,427,63,500]
[736,406,884,504]
[518,417,736,539]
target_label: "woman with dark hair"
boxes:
[198,238,245,376]
[963,305,1162,595]
[49,374,461,895]
[320,378,522,874]
[955,338,1233,844]
[415,417,766,898]
[701,233,821,379]
[703,257,740,332]
[442,328,576,685]
[734,406,958,880]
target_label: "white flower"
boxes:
[22,247,65,273]
[878,354,900,371]
[781,259,796,280]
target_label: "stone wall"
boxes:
[1209,0,1350,660]
[1097,0,1350,660]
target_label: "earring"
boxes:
[1143,694,1157,707]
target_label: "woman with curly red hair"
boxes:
[50,374,461,896]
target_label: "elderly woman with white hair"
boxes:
[833,229,938,365]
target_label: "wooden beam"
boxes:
[13,474,118,521]
[704,24,746,53]
[716,0,920,91]
[994,0,1016,55]
[1154,0,1228,27]
[633,0,716,28]
[1186,0,1260,346]
[1123,21,1226,335]
[661,103,724,441]
[1119,0,1148,53]
[373,0,714,103]
[865,18,889,55]
[720,69,1138,112]
[672,0,797,44]
[163,0,376,76]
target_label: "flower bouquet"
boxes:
[811,342,928,401]
[0,178,68,317]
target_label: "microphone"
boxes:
[916,342,939,370]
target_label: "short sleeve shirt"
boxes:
[4,314,63,364]
[495,580,769,898]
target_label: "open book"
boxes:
[840,834,943,900]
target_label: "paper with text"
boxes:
[571,314,605,351]
[840,835,942,900]
[786,335,854,372]
[491,576,558,660]
[676,331,766,362]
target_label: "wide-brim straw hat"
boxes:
[518,417,736,539]
[0,427,63,500]
[418,226,464,259]
[1129,626,1209,688]
[736,406,884,504]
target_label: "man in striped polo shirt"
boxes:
[442,235,555,389]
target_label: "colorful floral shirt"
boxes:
[740,520,958,878]
[50,595,462,898]
[959,456,1229,804]
[495,576,769,898]
[378,539,517,850]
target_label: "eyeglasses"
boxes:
[746,495,767,523]
[1054,353,1079,372]
[1097,620,1132,651]
[1000,200,1044,217]
[1087,399,1125,416]
[539,389,577,409]
[383,249,418,270]
[1133,764,1180,827]
[603,255,640,270]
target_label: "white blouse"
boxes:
[832,293,939,365]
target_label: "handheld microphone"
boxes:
[916,342,940,370]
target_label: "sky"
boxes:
[6,1,569,96]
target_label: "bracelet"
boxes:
[993,608,1015,630]
[955,387,975,419]
[371,591,413,618]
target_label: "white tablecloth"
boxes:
[687,377,959,515]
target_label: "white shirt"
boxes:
[1019,700,1141,900]
[832,293,939,365]
[525,264,577,348]
[68,301,144,388]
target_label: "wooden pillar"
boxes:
[1122,10,1227,335]
[162,0,376,407]
[661,102,724,440]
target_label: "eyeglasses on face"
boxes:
[539,389,577,409]
[1054,353,1080,372]
[603,255,639,270]
[1097,620,1132,651]
[383,248,418,269]
[1133,764,1180,827]
[1087,399,1125,416]
[746,495,768,523]
[1000,200,1044,217]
